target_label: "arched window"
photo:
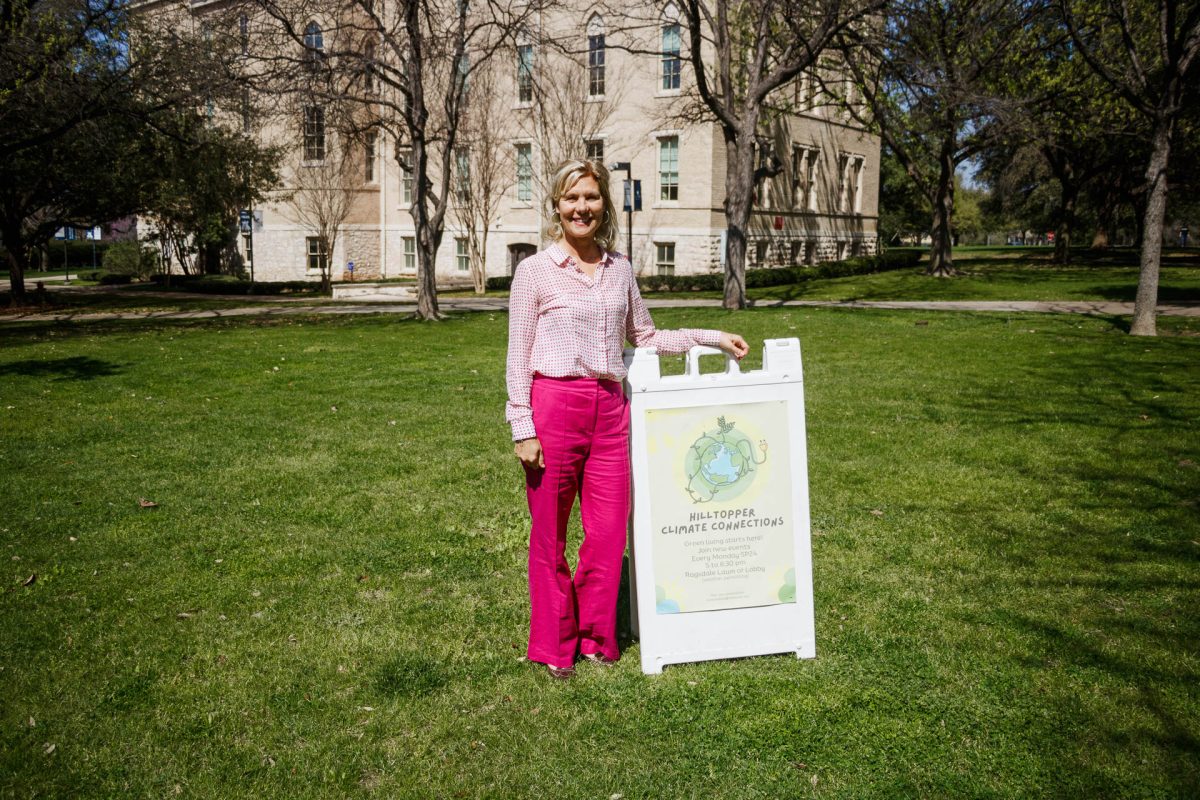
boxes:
[587,15,605,97]
[364,43,376,92]
[303,21,324,69]
[661,4,680,91]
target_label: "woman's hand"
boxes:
[718,332,749,361]
[515,437,545,469]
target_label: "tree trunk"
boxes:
[1054,178,1078,265]
[722,132,754,309]
[1130,117,1172,337]
[2,222,28,304]
[473,229,488,294]
[927,150,955,276]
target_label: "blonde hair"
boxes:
[543,158,620,253]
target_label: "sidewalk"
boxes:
[3,294,1199,324]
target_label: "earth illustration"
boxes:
[684,416,767,503]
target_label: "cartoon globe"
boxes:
[698,441,748,487]
[685,416,767,503]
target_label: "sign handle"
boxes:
[685,345,741,377]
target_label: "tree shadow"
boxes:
[0,356,121,381]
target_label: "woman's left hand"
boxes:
[719,332,749,361]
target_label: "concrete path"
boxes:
[2,294,1198,324]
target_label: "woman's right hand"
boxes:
[515,437,545,469]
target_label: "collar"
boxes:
[547,243,612,269]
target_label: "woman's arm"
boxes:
[625,263,746,359]
[505,264,539,441]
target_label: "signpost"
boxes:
[609,162,636,266]
[624,339,815,674]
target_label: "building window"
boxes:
[658,136,679,201]
[364,44,376,93]
[517,44,534,103]
[587,31,605,97]
[403,236,416,271]
[365,131,377,183]
[303,21,324,69]
[241,88,251,133]
[838,154,864,213]
[455,147,470,203]
[655,242,675,276]
[754,240,768,266]
[243,233,253,266]
[306,236,327,273]
[303,106,325,161]
[793,146,819,212]
[399,150,412,204]
[239,14,249,55]
[516,143,532,203]
[586,138,604,161]
[661,22,681,90]
[456,237,470,271]
[790,241,802,265]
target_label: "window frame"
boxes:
[303,105,325,162]
[306,236,328,274]
[517,44,534,104]
[588,33,606,98]
[654,242,676,276]
[515,142,533,204]
[661,21,681,91]
[657,135,679,203]
[455,237,470,272]
[402,236,416,271]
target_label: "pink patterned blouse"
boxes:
[505,244,721,440]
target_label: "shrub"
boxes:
[97,271,133,285]
[147,274,323,295]
[102,241,157,279]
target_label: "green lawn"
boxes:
[1,308,1198,798]
[748,248,1200,303]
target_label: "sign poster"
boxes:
[645,400,795,614]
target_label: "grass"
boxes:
[1,307,1198,798]
[747,248,1200,304]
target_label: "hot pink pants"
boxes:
[525,375,630,669]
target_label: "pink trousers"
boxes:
[525,375,630,669]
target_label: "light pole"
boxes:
[608,161,639,266]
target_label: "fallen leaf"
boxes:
[1179,459,1196,468]
[138,498,158,508]
[1139,414,1150,421]
[810,774,819,787]
[262,755,275,767]
[68,536,77,542]
[915,320,929,326]
[330,405,338,412]
[28,717,35,727]
[43,743,55,755]
[870,509,884,517]
[176,612,192,619]
[357,574,369,582]
[21,574,36,587]
[358,706,375,712]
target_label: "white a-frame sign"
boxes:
[624,339,815,674]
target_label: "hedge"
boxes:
[485,248,923,292]
[147,274,323,295]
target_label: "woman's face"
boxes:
[556,175,605,243]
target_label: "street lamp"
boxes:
[608,161,640,266]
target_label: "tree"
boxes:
[0,0,256,302]
[253,0,538,319]
[452,61,514,294]
[142,114,282,278]
[672,0,887,308]
[842,0,1035,276]
[1059,0,1200,336]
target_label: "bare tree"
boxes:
[251,0,537,319]
[1059,0,1200,336]
[452,60,514,293]
[286,121,359,292]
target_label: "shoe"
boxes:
[581,652,617,666]
[546,664,576,680]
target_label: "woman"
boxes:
[506,158,748,679]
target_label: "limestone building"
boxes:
[142,1,880,282]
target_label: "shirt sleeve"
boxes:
[505,262,539,441]
[625,263,722,355]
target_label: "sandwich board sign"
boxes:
[624,339,815,674]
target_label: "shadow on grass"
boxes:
[1090,285,1200,303]
[0,355,121,381]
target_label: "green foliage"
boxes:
[146,274,323,296]
[101,241,157,280]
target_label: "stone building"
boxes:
[140,1,880,282]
